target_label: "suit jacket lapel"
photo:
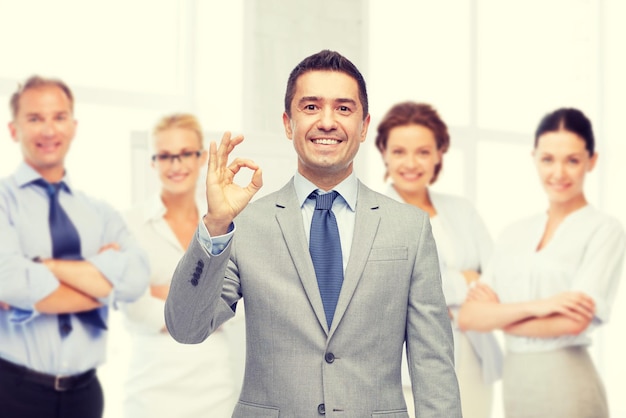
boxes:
[274,180,329,333]
[329,182,380,338]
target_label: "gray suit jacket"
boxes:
[165,179,461,418]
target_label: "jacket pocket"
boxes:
[368,247,408,261]
[233,400,279,418]
[372,410,409,417]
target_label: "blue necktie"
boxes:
[309,191,344,327]
[34,179,107,337]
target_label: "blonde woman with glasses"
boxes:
[121,114,236,418]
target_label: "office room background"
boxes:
[1,1,625,417]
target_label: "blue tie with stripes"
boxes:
[309,191,344,328]
[34,179,107,337]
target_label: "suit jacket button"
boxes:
[325,352,335,363]
[317,403,325,415]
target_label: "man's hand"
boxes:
[204,132,263,235]
[0,301,9,310]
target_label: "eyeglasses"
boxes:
[151,150,202,164]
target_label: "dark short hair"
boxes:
[284,49,368,119]
[534,107,595,156]
[375,101,450,184]
[9,75,74,120]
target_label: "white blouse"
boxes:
[121,195,236,418]
[483,205,626,353]
[386,186,502,384]
[385,186,494,307]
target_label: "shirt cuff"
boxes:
[198,220,234,255]
[9,307,39,324]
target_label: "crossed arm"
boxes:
[33,243,118,313]
[457,282,595,337]
[0,244,118,314]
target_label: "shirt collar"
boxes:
[385,183,404,203]
[15,161,74,194]
[143,194,168,222]
[141,192,206,223]
[293,171,358,211]
[386,182,439,210]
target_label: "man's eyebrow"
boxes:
[335,98,357,107]
[297,96,321,105]
[297,97,358,107]
[23,111,70,117]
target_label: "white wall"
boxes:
[1,1,625,417]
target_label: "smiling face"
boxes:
[282,70,370,189]
[382,124,442,197]
[152,127,207,197]
[533,129,597,210]
[9,85,77,182]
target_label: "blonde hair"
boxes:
[10,75,74,120]
[152,113,203,148]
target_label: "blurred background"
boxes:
[1,1,625,417]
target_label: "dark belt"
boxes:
[0,356,96,391]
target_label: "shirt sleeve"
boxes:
[440,200,494,307]
[0,195,59,312]
[85,204,150,307]
[441,268,469,306]
[572,217,626,323]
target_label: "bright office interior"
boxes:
[1,1,625,417]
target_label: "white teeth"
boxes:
[312,138,340,145]
[402,173,420,180]
[38,143,58,151]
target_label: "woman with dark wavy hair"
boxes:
[376,101,502,418]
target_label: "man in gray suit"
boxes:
[165,50,461,417]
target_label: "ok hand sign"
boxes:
[203,132,263,235]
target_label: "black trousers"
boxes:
[0,358,104,418]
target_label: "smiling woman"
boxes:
[120,113,236,418]
[375,101,501,418]
[458,108,626,418]
[532,109,598,221]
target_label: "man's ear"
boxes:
[282,112,293,140]
[359,113,371,142]
[8,121,17,142]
